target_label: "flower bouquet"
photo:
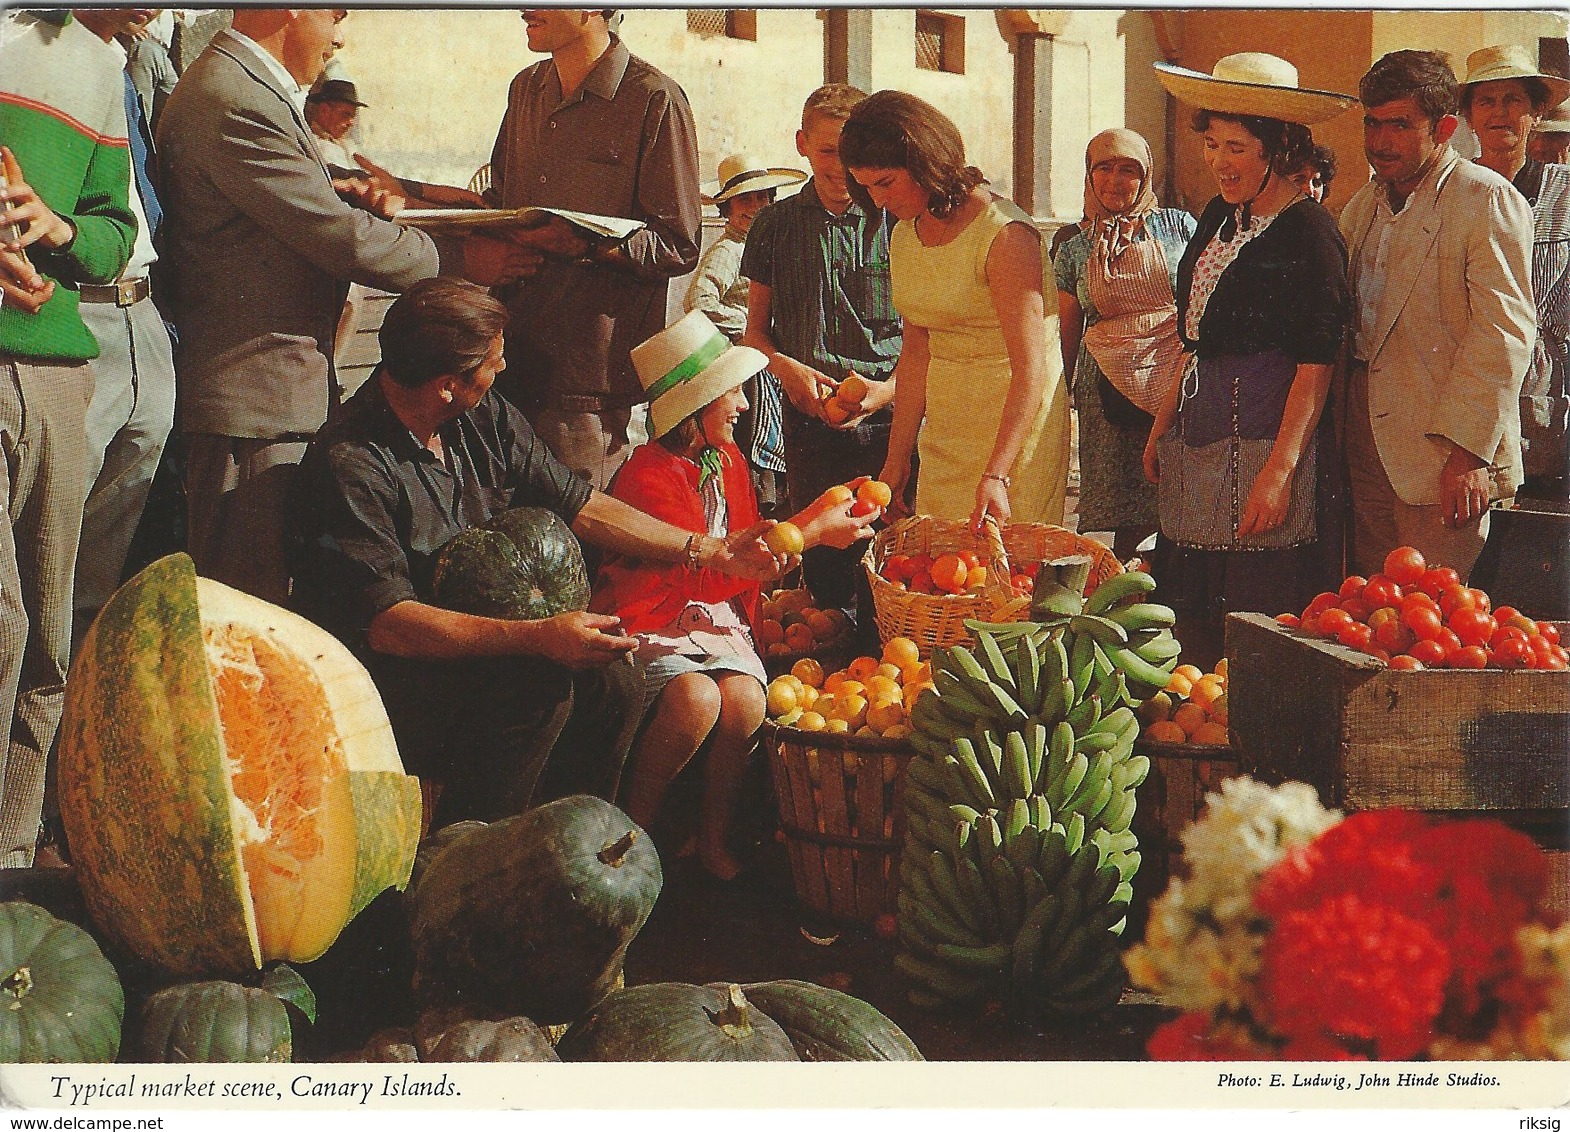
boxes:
[1125,776,1569,1060]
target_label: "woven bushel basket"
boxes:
[763,721,914,924]
[863,515,1122,657]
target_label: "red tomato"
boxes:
[1299,614,1323,637]
[1436,627,1463,657]
[1467,587,1492,614]
[1336,621,1374,653]
[1540,623,1561,646]
[1319,608,1355,636]
[1450,645,1490,670]
[1448,608,1498,649]
[1367,606,1400,631]
[1490,624,1529,651]
[1276,612,1302,629]
[1492,635,1531,669]
[1493,605,1520,625]
[1417,566,1461,599]
[1530,633,1557,662]
[1402,603,1444,641]
[850,499,879,518]
[909,569,935,594]
[1383,546,1428,587]
[1339,597,1375,624]
[1439,584,1479,620]
[1400,590,1440,614]
[1409,639,1448,667]
[1374,618,1416,656]
[956,550,982,571]
[1367,646,1393,664]
[1389,654,1424,671]
[1338,575,1369,601]
[1545,649,1570,670]
[1305,592,1342,619]
[1362,574,1404,608]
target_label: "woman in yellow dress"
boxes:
[840,90,1070,531]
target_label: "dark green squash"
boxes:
[424,1017,559,1062]
[411,795,662,1025]
[432,507,590,620]
[739,980,924,1061]
[137,980,292,1062]
[405,820,489,908]
[0,901,124,1063]
[557,983,800,1062]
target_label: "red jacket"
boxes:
[590,441,762,635]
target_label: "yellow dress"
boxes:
[891,198,1070,524]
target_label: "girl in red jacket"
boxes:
[594,312,876,879]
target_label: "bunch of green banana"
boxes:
[893,564,1178,1018]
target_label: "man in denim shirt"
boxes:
[741,84,903,614]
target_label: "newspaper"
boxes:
[395,206,643,240]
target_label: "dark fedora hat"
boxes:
[307,78,367,108]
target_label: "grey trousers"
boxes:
[0,355,94,866]
[527,404,649,491]
[185,434,309,607]
[73,295,176,653]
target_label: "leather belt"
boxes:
[79,278,150,307]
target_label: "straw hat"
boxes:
[1154,52,1357,125]
[701,153,807,205]
[1535,101,1570,134]
[1460,45,1570,112]
[632,312,768,439]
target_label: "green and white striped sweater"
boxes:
[0,10,136,360]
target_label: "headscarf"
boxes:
[1081,128,1161,271]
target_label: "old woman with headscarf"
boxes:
[1053,128,1196,559]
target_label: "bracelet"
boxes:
[683,533,703,569]
[982,473,1011,488]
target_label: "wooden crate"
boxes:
[762,723,913,924]
[1227,612,1570,913]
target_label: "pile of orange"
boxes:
[880,549,1033,598]
[820,374,872,427]
[1137,660,1230,747]
[756,589,853,658]
[765,636,932,740]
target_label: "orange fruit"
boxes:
[1213,657,1228,680]
[865,675,902,703]
[790,658,824,688]
[805,611,839,640]
[820,484,854,507]
[874,663,903,683]
[1209,692,1228,727]
[856,480,893,509]
[765,522,805,556]
[1137,690,1174,725]
[965,565,988,591]
[835,695,869,728]
[836,680,867,701]
[765,679,799,718]
[837,374,870,406]
[784,623,815,652]
[824,718,851,734]
[756,619,785,648]
[1188,676,1226,711]
[931,554,969,594]
[902,661,932,687]
[867,700,905,733]
[822,671,849,694]
[1173,663,1205,684]
[823,399,855,427]
[905,681,935,702]
[883,637,921,670]
[1145,720,1188,745]
[1164,672,1194,698]
[881,723,912,741]
[1190,721,1231,747]
[795,712,827,732]
[847,656,881,683]
[1172,702,1209,738]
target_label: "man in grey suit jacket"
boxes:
[158,8,445,604]
[1340,50,1536,580]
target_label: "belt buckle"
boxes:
[116,278,141,307]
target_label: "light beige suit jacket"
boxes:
[1339,144,1536,505]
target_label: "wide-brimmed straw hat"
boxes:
[633,312,768,439]
[701,153,807,205]
[1535,101,1570,134]
[1154,52,1357,125]
[1460,45,1570,112]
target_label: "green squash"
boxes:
[0,902,123,1063]
[558,983,800,1062]
[405,820,489,909]
[137,980,293,1062]
[740,980,924,1061]
[432,507,590,620]
[424,1017,559,1062]
[412,795,662,1025]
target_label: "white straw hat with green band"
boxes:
[632,311,769,439]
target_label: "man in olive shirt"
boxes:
[465,9,701,490]
[290,280,785,825]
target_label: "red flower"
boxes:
[1259,893,1450,1060]
[1256,811,1440,922]
[1148,1012,1275,1061]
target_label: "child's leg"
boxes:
[620,672,721,834]
[698,673,767,880]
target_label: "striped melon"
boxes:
[58,554,421,978]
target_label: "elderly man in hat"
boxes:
[1339,49,1537,579]
[1529,102,1570,166]
[288,278,795,827]
[304,76,366,176]
[1460,44,1570,502]
[684,154,806,513]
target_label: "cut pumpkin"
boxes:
[59,554,421,978]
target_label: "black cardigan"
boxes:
[1176,195,1350,365]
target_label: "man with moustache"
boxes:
[1339,50,1536,579]
[157,8,445,604]
[470,9,701,489]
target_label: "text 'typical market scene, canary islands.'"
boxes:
[0,4,1567,1077]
